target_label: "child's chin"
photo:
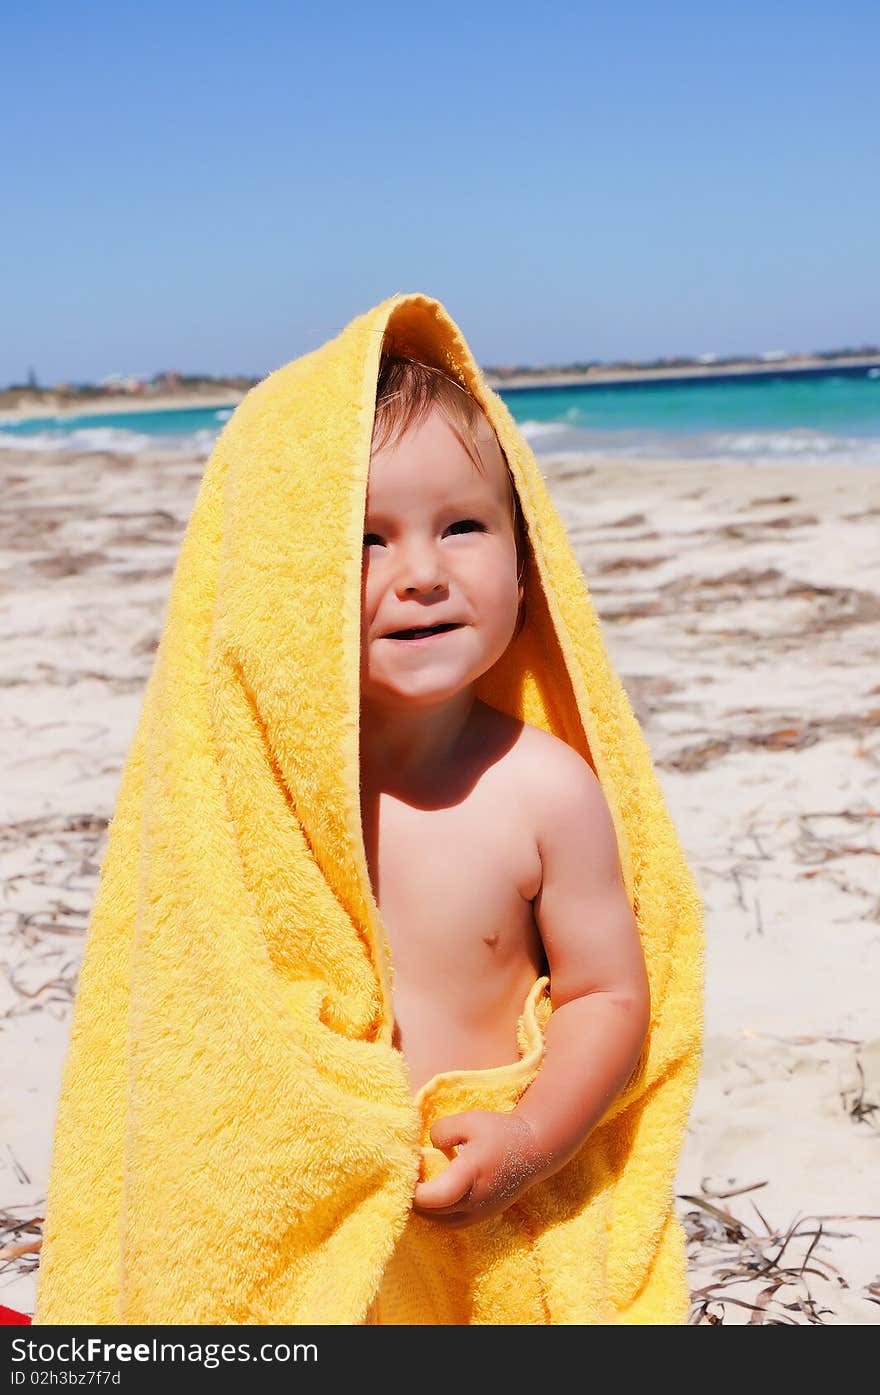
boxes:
[365,669,469,703]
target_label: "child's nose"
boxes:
[395,541,448,593]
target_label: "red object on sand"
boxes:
[0,1303,32,1324]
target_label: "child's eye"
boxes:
[362,520,485,547]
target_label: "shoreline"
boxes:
[4,434,878,473]
[0,392,245,425]
[1,351,879,424]
[484,353,880,390]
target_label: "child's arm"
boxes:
[413,744,650,1228]
[509,744,651,1165]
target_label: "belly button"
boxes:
[482,931,500,948]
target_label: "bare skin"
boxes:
[360,699,548,1094]
[360,405,651,1228]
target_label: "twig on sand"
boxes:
[0,1210,44,1282]
[840,1057,880,1129]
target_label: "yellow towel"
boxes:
[33,292,704,1325]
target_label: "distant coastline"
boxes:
[484,352,880,391]
[1,352,879,424]
[0,393,245,424]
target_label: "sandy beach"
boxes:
[0,393,246,425]
[1,438,878,1325]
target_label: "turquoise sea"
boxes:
[2,363,880,466]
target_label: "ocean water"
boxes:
[2,364,880,467]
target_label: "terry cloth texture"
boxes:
[33,293,705,1326]
[364,974,556,1324]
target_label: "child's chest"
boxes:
[360,769,544,983]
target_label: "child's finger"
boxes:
[428,1112,475,1153]
[413,1158,474,1211]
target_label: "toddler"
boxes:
[360,354,651,1233]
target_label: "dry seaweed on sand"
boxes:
[681,1187,880,1325]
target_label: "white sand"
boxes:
[1,441,878,1324]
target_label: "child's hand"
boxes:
[412,1110,546,1228]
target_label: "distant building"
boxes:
[759,350,789,361]
[97,372,148,394]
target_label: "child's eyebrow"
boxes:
[365,496,502,520]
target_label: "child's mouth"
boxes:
[384,623,463,643]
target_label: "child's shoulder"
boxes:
[474,703,598,801]
[510,719,599,809]
[516,719,596,778]
[515,724,621,878]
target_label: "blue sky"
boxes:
[5,1,878,385]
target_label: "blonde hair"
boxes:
[372,354,528,638]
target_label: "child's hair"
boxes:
[373,353,528,639]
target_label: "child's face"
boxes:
[360,405,524,708]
